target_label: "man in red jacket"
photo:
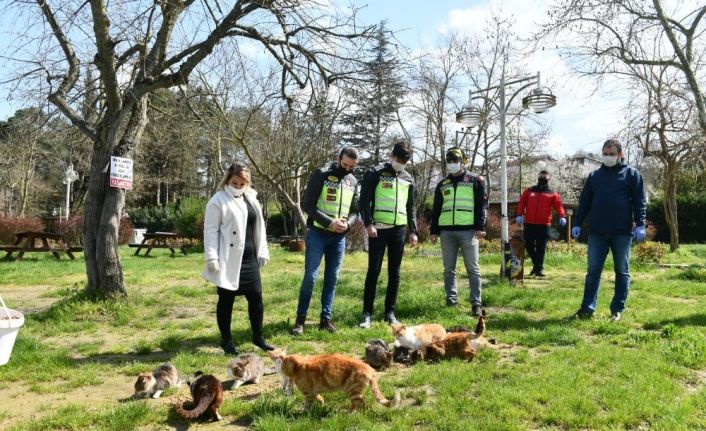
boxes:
[516,170,566,277]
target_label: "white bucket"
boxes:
[0,295,24,366]
[132,228,147,245]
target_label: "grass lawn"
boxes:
[0,242,705,430]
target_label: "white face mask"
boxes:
[391,159,407,172]
[602,155,619,167]
[447,162,461,174]
[226,185,245,197]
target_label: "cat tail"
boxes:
[369,376,400,408]
[176,393,214,419]
[263,366,277,376]
[473,313,486,337]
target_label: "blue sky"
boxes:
[0,0,627,155]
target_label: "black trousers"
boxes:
[363,226,406,315]
[216,260,264,342]
[523,224,551,272]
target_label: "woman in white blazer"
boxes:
[202,162,273,353]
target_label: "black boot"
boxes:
[252,334,275,351]
[319,317,337,333]
[291,315,306,336]
[219,339,239,355]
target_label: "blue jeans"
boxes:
[580,233,632,313]
[296,228,345,320]
[440,230,482,306]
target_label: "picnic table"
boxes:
[0,231,83,261]
[129,232,191,256]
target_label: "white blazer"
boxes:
[201,188,269,291]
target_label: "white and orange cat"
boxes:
[391,323,446,350]
[133,363,182,399]
[267,348,400,411]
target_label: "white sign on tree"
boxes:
[109,156,133,189]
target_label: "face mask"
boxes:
[447,162,461,174]
[602,155,619,167]
[538,177,549,186]
[226,185,245,197]
[391,159,407,172]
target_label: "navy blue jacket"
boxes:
[573,163,646,235]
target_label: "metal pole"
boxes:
[65,181,71,221]
[499,76,511,280]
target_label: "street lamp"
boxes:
[62,164,79,221]
[456,71,556,280]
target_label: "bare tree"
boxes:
[539,0,706,133]
[4,0,374,296]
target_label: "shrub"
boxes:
[345,219,368,252]
[416,217,431,243]
[0,216,45,244]
[547,240,587,257]
[485,210,519,241]
[647,192,706,243]
[634,241,667,264]
[55,214,134,245]
[478,238,501,254]
[127,205,176,233]
[174,197,206,239]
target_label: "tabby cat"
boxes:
[267,348,400,411]
[133,363,181,399]
[411,332,476,363]
[364,339,393,370]
[226,353,276,389]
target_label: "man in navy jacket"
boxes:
[571,139,647,321]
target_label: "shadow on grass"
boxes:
[643,313,706,330]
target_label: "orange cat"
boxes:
[391,323,446,349]
[411,332,476,363]
[267,348,400,411]
[447,312,496,351]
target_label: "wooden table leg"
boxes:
[66,251,75,260]
[51,251,61,260]
[144,246,153,257]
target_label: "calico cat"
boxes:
[364,339,393,370]
[391,323,446,350]
[267,348,400,411]
[175,372,224,421]
[226,353,276,389]
[411,332,476,363]
[392,345,413,365]
[133,363,182,399]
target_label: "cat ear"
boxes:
[194,371,204,378]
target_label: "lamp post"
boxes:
[62,164,79,221]
[456,71,556,280]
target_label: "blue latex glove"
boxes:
[515,215,523,224]
[571,226,581,238]
[634,226,646,242]
[559,217,567,226]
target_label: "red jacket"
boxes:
[517,186,566,225]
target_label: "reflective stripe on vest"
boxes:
[373,176,411,225]
[439,181,475,226]
[313,179,355,231]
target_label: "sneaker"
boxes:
[572,309,593,320]
[319,318,337,333]
[384,312,400,325]
[446,299,458,307]
[471,304,483,317]
[291,315,306,336]
[359,313,372,329]
[529,269,537,276]
[535,271,546,277]
[610,311,621,322]
[252,335,275,351]
[219,340,239,355]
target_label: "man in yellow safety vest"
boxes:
[430,147,488,317]
[291,147,359,335]
[358,141,418,328]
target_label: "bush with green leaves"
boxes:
[127,205,176,233]
[174,197,206,239]
[634,241,667,264]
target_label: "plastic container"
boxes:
[0,295,24,366]
[132,228,147,245]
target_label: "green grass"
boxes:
[0,243,705,430]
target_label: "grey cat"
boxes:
[134,363,182,399]
[364,339,393,370]
[226,353,276,389]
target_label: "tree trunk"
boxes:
[84,99,149,297]
[663,165,679,251]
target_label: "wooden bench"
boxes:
[1,231,79,261]
[131,232,191,257]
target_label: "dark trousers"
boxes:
[216,287,264,343]
[523,224,551,272]
[363,226,406,315]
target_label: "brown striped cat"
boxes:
[411,332,477,363]
[175,372,224,421]
[227,353,276,389]
[267,348,400,411]
[391,323,446,349]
